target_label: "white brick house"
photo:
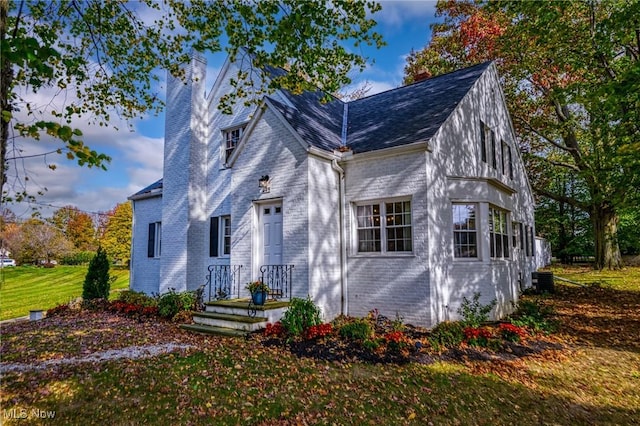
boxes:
[128,52,540,327]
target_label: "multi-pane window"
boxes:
[385,201,412,252]
[210,216,231,257]
[489,206,509,258]
[224,126,246,162]
[147,222,161,258]
[525,225,532,257]
[221,216,231,256]
[356,204,381,252]
[453,204,478,258]
[356,201,412,253]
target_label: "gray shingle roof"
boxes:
[131,62,491,198]
[129,179,163,199]
[271,61,491,154]
[267,89,344,152]
[346,62,491,153]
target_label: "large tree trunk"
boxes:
[592,202,623,270]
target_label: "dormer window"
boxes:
[223,125,246,163]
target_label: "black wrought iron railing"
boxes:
[206,265,243,301]
[260,264,294,300]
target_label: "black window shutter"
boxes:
[148,223,156,258]
[480,121,487,163]
[491,130,497,169]
[210,217,219,257]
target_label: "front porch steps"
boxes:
[181,298,289,337]
[180,323,250,338]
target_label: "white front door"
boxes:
[260,203,283,265]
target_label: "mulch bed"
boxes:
[254,326,566,365]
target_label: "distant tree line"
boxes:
[0,201,131,267]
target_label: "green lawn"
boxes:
[1,266,639,424]
[0,265,129,320]
[551,264,640,292]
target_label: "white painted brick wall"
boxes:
[344,151,431,326]
[230,107,310,300]
[130,196,162,295]
[308,155,341,321]
[160,53,207,294]
[426,64,536,323]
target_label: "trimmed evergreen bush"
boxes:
[82,247,113,300]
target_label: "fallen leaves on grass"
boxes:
[549,283,640,351]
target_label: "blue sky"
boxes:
[10,1,440,219]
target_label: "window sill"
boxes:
[349,252,415,259]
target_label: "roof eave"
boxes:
[128,189,163,201]
[342,140,431,163]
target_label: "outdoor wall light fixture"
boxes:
[259,175,271,193]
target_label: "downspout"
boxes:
[332,159,347,316]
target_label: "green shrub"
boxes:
[61,251,95,265]
[457,292,496,328]
[428,321,464,350]
[82,247,114,300]
[338,318,373,341]
[118,290,157,308]
[362,339,380,352]
[157,288,195,319]
[280,296,322,337]
[510,299,557,333]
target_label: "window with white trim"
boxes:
[453,204,478,258]
[221,216,231,255]
[356,200,412,253]
[223,126,246,162]
[489,206,509,258]
[210,216,231,257]
[147,222,161,258]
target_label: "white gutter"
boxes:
[332,159,348,316]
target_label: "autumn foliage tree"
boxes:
[405,0,640,269]
[100,202,132,267]
[50,205,96,251]
[1,0,383,204]
[11,218,73,264]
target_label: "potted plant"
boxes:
[246,280,270,305]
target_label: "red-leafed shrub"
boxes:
[264,321,285,337]
[384,330,410,352]
[499,323,528,342]
[109,301,158,318]
[464,326,493,347]
[304,323,333,340]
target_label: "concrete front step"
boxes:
[180,323,249,338]
[192,311,267,333]
[205,298,289,323]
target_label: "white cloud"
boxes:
[376,1,438,27]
